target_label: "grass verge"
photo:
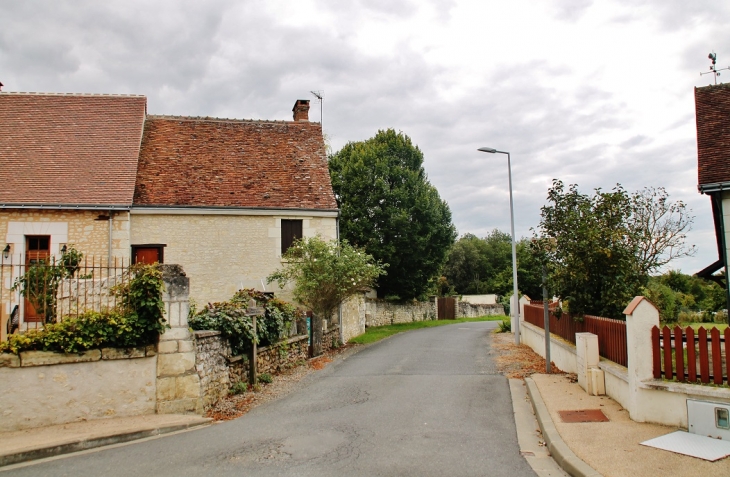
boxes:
[348,316,507,345]
[687,323,728,332]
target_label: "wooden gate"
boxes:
[438,297,456,320]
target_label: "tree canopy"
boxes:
[533,180,697,319]
[268,236,385,356]
[443,231,542,299]
[328,129,456,300]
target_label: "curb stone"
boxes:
[0,418,212,468]
[525,377,603,477]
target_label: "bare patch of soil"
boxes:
[490,331,564,379]
[206,344,356,421]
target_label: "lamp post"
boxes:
[477,147,520,345]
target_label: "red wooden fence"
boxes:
[651,325,730,385]
[523,303,628,367]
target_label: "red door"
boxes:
[24,236,51,323]
[133,247,162,264]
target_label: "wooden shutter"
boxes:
[281,220,303,254]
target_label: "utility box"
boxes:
[587,368,606,396]
[576,333,600,393]
[688,400,730,440]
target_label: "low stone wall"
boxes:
[0,347,157,432]
[194,325,342,409]
[457,302,504,318]
[364,299,437,327]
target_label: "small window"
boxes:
[281,219,303,255]
[716,408,729,429]
[132,244,166,264]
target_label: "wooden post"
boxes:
[249,314,257,386]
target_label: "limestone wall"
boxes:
[457,302,504,318]
[364,299,437,327]
[0,347,157,432]
[130,212,337,305]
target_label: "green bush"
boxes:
[258,373,273,384]
[189,289,301,355]
[496,318,511,333]
[0,264,166,355]
[229,381,248,395]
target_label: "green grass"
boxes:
[687,323,728,332]
[348,316,507,345]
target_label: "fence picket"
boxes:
[726,329,730,386]
[711,327,723,385]
[662,326,673,380]
[686,327,697,383]
[699,327,710,383]
[674,325,685,382]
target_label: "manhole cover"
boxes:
[558,409,609,423]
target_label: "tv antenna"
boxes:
[701,52,730,85]
[310,90,324,129]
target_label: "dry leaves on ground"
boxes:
[490,331,564,379]
[207,345,355,422]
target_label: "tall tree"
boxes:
[329,129,456,300]
[534,180,645,319]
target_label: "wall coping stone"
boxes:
[0,353,21,368]
[640,379,730,401]
[194,330,222,339]
[599,358,628,382]
[101,347,147,360]
[19,349,102,367]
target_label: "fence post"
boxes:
[624,296,659,423]
[156,265,203,415]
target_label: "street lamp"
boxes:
[477,147,520,345]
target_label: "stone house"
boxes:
[695,83,730,307]
[130,100,339,304]
[0,92,337,334]
[0,92,145,336]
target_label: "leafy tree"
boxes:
[328,129,456,300]
[443,231,542,299]
[534,180,645,319]
[629,187,696,274]
[268,236,386,356]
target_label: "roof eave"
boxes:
[698,182,730,194]
[0,203,132,211]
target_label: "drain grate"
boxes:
[558,409,609,423]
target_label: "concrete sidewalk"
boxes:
[526,373,730,477]
[0,414,211,468]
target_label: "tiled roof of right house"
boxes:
[695,83,730,187]
[134,100,338,211]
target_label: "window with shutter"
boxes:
[281,219,303,255]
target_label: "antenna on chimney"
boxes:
[310,90,324,129]
[701,52,730,85]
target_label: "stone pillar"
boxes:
[516,295,530,334]
[624,296,660,422]
[156,265,203,414]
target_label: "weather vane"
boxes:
[700,52,730,85]
[310,90,324,129]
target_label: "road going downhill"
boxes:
[6,321,535,477]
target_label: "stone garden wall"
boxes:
[457,302,504,318]
[194,325,341,410]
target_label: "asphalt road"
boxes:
[8,321,535,477]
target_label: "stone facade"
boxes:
[364,298,437,328]
[130,212,337,305]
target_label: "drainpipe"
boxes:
[337,211,343,345]
[108,210,113,266]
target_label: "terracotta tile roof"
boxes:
[0,92,146,207]
[695,84,730,186]
[134,116,338,210]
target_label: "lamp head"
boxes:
[3,244,10,259]
[477,147,497,153]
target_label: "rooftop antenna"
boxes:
[310,90,324,129]
[701,52,730,85]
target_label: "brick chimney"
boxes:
[292,99,310,121]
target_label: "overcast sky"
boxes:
[1,0,728,274]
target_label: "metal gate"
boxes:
[437,297,456,320]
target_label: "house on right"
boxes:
[695,83,730,307]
